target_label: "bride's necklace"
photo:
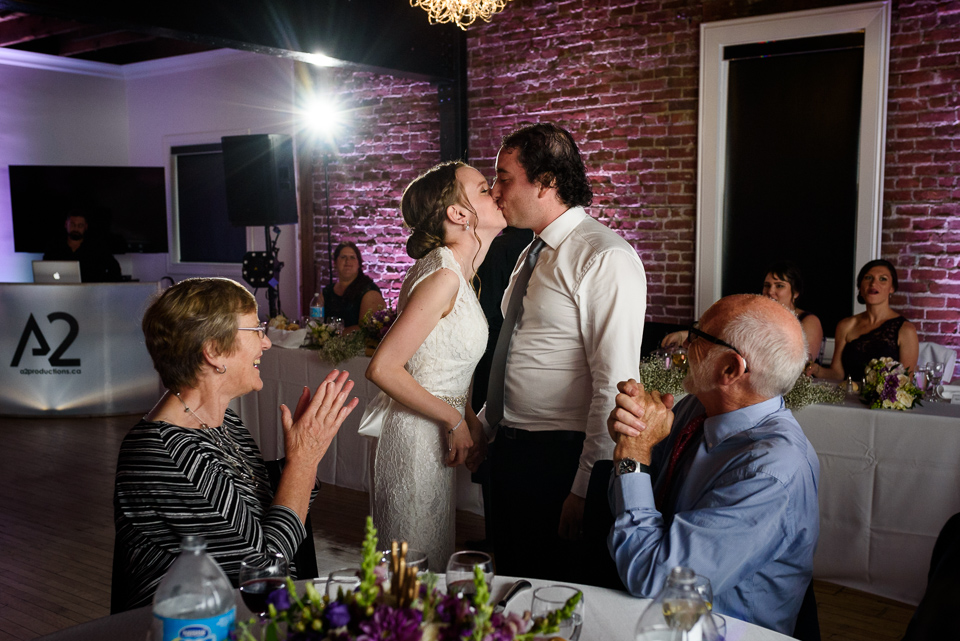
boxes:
[451,246,471,280]
[172,392,260,488]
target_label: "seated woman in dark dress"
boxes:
[323,241,385,333]
[807,259,919,381]
[112,278,358,612]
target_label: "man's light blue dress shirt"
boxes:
[608,395,820,635]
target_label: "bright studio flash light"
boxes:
[304,97,343,136]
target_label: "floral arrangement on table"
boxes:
[359,305,399,355]
[303,320,366,366]
[784,373,846,410]
[235,517,579,641]
[860,357,924,410]
[638,354,688,396]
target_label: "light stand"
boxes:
[241,225,284,318]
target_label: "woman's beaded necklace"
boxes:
[173,391,260,488]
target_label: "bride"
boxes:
[366,161,506,569]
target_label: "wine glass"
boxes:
[445,550,493,597]
[325,568,362,599]
[531,585,584,641]
[693,575,713,612]
[239,551,289,617]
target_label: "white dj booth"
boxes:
[0,283,162,416]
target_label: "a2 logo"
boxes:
[9,312,81,367]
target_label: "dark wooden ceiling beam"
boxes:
[0,11,83,46]
[59,29,154,56]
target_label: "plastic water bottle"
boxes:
[152,536,236,641]
[309,292,324,320]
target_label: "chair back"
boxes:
[918,342,957,384]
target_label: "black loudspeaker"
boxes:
[221,134,298,226]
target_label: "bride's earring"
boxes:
[464,223,470,231]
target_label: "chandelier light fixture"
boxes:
[410,0,513,30]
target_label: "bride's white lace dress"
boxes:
[373,246,487,570]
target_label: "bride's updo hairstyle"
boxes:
[401,161,469,260]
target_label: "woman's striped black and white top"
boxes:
[112,408,313,612]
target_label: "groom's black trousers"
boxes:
[489,426,586,582]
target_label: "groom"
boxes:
[480,122,646,581]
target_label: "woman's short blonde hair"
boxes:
[142,278,257,391]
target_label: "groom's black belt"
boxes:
[498,426,584,442]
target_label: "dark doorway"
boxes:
[721,32,864,337]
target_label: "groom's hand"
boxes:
[558,493,585,541]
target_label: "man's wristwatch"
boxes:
[615,458,651,476]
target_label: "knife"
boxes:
[494,579,532,613]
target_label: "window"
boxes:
[696,2,891,332]
[171,143,247,264]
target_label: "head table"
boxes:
[794,395,960,605]
[35,575,792,641]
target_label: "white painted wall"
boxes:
[124,50,303,319]
[0,51,129,283]
[0,48,304,319]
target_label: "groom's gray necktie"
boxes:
[485,237,546,428]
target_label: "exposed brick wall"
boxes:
[884,0,960,370]
[307,0,960,373]
[467,0,702,323]
[305,68,441,301]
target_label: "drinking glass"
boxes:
[239,551,289,616]
[380,548,429,577]
[445,550,493,597]
[916,361,932,393]
[329,317,345,336]
[929,362,946,401]
[325,568,362,599]
[531,585,584,641]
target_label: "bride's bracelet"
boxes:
[448,417,464,435]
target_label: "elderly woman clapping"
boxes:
[112,278,358,612]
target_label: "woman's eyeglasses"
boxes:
[687,323,750,373]
[237,321,268,339]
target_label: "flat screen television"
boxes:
[8,165,168,253]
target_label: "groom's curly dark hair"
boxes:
[501,122,593,208]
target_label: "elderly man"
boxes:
[607,294,819,635]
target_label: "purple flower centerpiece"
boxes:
[861,357,924,410]
[360,306,398,344]
[234,517,579,641]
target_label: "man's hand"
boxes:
[465,427,487,473]
[558,493,585,541]
[607,379,675,465]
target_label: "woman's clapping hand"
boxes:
[280,370,359,468]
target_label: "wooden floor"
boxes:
[0,414,914,640]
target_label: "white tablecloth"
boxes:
[795,396,960,605]
[36,575,792,641]
[233,347,482,513]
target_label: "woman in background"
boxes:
[323,241,385,333]
[808,259,918,381]
[662,261,824,362]
[761,261,824,363]
[366,161,506,569]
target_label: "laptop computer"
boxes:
[32,260,82,283]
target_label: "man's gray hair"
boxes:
[723,301,808,398]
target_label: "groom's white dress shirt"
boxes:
[499,206,647,497]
